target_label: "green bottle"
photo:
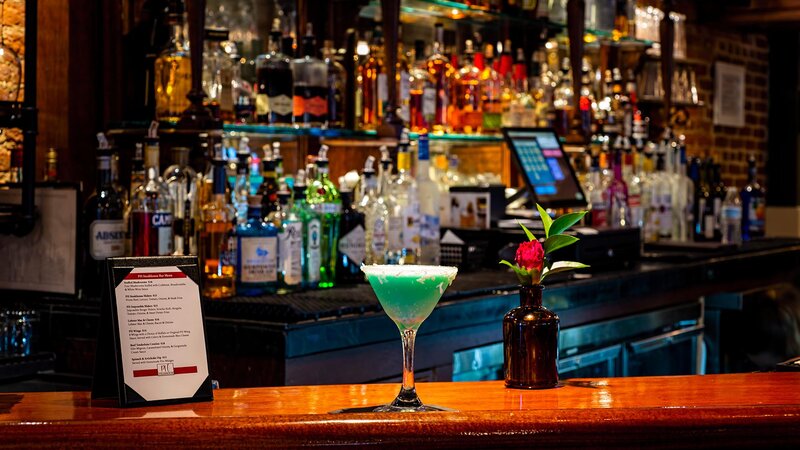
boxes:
[294,169,322,289]
[305,145,341,288]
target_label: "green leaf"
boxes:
[543,234,579,255]
[517,220,535,241]
[536,204,553,238]
[540,261,590,282]
[499,260,515,269]
[548,211,587,237]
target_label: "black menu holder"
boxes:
[91,256,213,407]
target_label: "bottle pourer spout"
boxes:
[96,132,109,150]
[364,155,376,173]
[317,145,329,162]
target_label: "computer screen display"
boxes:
[503,128,587,209]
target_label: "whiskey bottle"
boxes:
[255,19,293,125]
[83,149,126,297]
[199,144,236,299]
[409,40,436,133]
[323,40,346,128]
[453,40,483,133]
[235,195,278,295]
[154,1,191,121]
[163,146,197,255]
[425,23,455,133]
[359,24,387,130]
[293,23,328,127]
[130,130,174,256]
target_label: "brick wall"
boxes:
[0,0,24,183]
[673,22,769,189]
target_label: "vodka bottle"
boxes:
[359,156,389,265]
[386,131,420,264]
[416,135,441,264]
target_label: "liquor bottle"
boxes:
[721,187,742,245]
[358,156,389,265]
[323,40,346,128]
[416,135,441,264]
[480,43,504,133]
[409,40,436,133]
[552,58,573,137]
[293,170,322,289]
[83,149,126,297]
[388,131,420,264]
[255,19,294,126]
[607,145,630,228]
[426,23,455,133]
[453,40,483,134]
[131,131,174,256]
[623,143,645,230]
[232,139,251,224]
[199,144,236,299]
[130,143,145,197]
[673,137,694,242]
[306,146,342,288]
[653,152,674,241]
[43,147,58,181]
[359,23,387,130]
[711,162,726,241]
[741,155,766,241]
[694,158,715,241]
[154,1,190,121]
[585,154,608,228]
[257,144,279,218]
[163,146,198,255]
[235,195,278,295]
[336,181,366,284]
[110,151,128,205]
[293,23,328,127]
[203,28,235,121]
[503,48,535,128]
[268,185,303,292]
[397,34,412,125]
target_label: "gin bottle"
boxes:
[336,182,366,284]
[293,170,322,289]
[306,145,341,288]
[358,156,388,264]
[268,185,302,293]
[235,195,278,295]
[199,144,236,299]
[163,146,197,255]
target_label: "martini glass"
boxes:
[362,264,458,412]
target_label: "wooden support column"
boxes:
[660,0,675,129]
[566,0,585,143]
[377,0,403,138]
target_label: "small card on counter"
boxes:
[92,256,213,407]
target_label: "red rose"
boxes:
[515,240,544,272]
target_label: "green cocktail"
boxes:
[362,265,458,412]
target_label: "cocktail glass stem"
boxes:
[390,328,423,408]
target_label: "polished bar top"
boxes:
[1,373,799,448]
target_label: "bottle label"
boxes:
[279,222,302,286]
[255,94,269,116]
[591,205,607,227]
[748,197,765,232]
[387,215,403,250]
[713,198,722,230]
[723,206,742,220]
[239,236,278,283]
[320,202,342,214]
[90,220,126,260]
[220,234,237,267]
[269,95,293,117]
[371,217,387,256]
[704,215,715,239]
[306,96,328,118]
[154,212,174,255]
[423,88,436,116]
[220,70,234,112]
[307,218,321,282]
[338,224,366,266]
[403,203,421,250]
[400,71,410,101]
[659,195,672,237]
[377,74,388,102]
[420,214,440,241]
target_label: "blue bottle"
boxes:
[235,195,279,295]
[740,155,766,241]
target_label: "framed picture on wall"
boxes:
[713,61,746,128]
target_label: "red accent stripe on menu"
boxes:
[124,271,187,280]
[133,369,158,378]
[174,366,198,374]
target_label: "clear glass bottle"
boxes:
[387,131,420,264]
[293,170,322,289]
[154,2,191,122]
[359,156,389,265]
[268,186,303,293]
[129,142,145,198]
[232,138,252,224]
[255,19,294,126]
[480,43,504,133]
[426,23,455,133]
[721,187,742,245]
[306,146,342,288]
[416,135,441,264]
[453,40,483,134]
[409,41,436,133]
[203,28,235,121]
[235,195,279,295]
[740,155,766,241]
[336,182,366,284]
[293,23,328,127]
[606,146,630,228]
[323,40,346,128]
[586,154,608,228]
[131,135,174,256]
[200,144,236,299]
[257,143,279,218]
[163,146,198,255]
[694,158,715,241]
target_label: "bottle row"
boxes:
[83,125,462,299]
[575,130,766,245]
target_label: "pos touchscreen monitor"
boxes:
[502,128,587,209]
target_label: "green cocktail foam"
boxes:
[362,265,458,330]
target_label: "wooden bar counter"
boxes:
[1,373,799,448]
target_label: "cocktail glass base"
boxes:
[372,404,453,413]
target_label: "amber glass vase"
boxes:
[503,285,560,389]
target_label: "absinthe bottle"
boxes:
[294,170,322,289]
[306,146,341,288]
[358,156,388,264]
[416,134,441,264]
[387,130,420,264]
[236,195,278,295]
[268,185,302,292]
[84,144,126,297]
[336,181,366,284]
